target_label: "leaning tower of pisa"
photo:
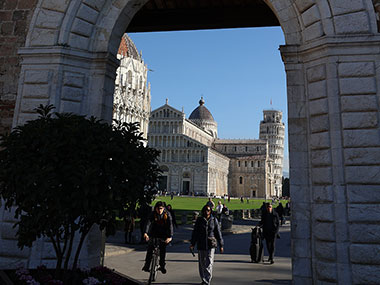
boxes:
[259,110,285,197]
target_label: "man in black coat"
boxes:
[259,203,280,264]
[142,201,173,274]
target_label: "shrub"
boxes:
[0,105,160,276]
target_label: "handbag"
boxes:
[208,236,218,248]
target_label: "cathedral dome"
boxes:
[118,34,141,61]
[189,97,218,138]
[189,97,215,122]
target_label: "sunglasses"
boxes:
[205,209,211,212]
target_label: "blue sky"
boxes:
[129,27,289,172]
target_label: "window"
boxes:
[238,161,241,167]
[251,161,254,167]
[127,70,132,86]
[234,146,237,151]
[239,177,243,184]
[258,161,261,167]
[245,146,248,151]
[245,161,247,167]
[252,190,256,197]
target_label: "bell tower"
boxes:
[259,110,285,197]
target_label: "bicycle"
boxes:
[148,238,162,284]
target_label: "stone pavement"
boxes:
[105,219,258,258]
[105,219,291,284]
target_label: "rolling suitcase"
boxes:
[249,226,264,263]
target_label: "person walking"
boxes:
[138,202,152,243]
[221,204,229,216]
[142,201,173,274]
[259,203,280,264]
[166,204,178,229]
[260,202,267,216]
[124,206,136,244]
[215,201,223,221]
[206,197,215,211]
[276,202,285,225]
[190,205,224,285]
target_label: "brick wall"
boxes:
[0,0,37,135]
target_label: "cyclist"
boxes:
[142,201,173,274]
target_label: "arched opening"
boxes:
[7,0,380,284]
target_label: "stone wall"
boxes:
[2,0,380,283]
[0,0,37,135]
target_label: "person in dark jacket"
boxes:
[138,202,152,243]
[190,204,224,285]
[259,203,280,264]
[276,202,285,225]
[260,202,267,216]
[166,204,178,228]
[142,201,173,274]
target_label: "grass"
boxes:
[152,196,279,211]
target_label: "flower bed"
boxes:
[4,265,138,285]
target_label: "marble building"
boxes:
[148,98,284,198]
[112,34,151,139]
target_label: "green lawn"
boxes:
[152,196,277,211]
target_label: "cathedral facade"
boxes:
[113,34,151,139]
[147,98,285,198]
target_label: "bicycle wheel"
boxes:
[148,252,158,284]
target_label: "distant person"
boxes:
[223,195,226,203]
[247,197,249,204]
[228,195,230,203]
[260,202,267,216]
[166,204,178,229]
[138,202,152,243]
[259,203,280,264]
[240,196,244,203]
[142,201,173,274]
[276,202,285,225]
[124,206,137,244]
[221,204,229,216]
[216,201,223,221]
[285,201,290,216]
[190,205,224,285]
[171,192,174,200]
[206,197,215,211]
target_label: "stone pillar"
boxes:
[4,46,119,269]
[282,36,380,284]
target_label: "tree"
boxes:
[0,105,160,276]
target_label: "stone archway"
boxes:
[4,0,380,283]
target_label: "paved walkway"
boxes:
[105,219,291,284]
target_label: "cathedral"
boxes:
[147,98,285,198]
[113,34,285,198]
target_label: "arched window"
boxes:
[127,70,132,86]
[239,177,243,184]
